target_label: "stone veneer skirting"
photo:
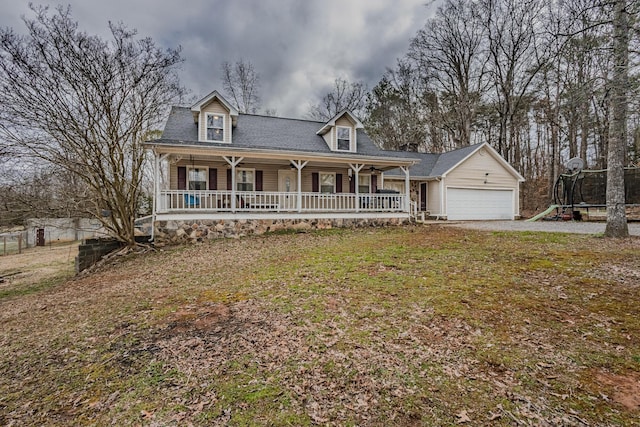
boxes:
[153,217,410,245]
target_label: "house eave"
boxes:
[384,174,431,181]
[190,90,239,115]
[189,90,239,127]
[145,140,419,167]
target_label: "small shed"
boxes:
[25,218,104,246]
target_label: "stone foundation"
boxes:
[153,217,410,245]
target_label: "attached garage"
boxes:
[382,142,525,220]
[446,188,514,220]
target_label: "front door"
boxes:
[36,228,45,246]
[278,170,298,209]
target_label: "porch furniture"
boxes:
[184,194,200,208]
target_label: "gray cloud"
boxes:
[0,0,436,117]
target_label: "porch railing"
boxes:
[157,190,407,214]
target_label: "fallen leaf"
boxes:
[488,411,501,421]
[456,409,472,423]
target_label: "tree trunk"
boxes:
[604,0,629,238]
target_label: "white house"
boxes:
[144,90,523,242]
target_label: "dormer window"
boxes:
[316,111,361,152]
[337,126,351,151]
[206,113,224,142]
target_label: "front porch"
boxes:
[147,142,417,242]
[157,190,407,214]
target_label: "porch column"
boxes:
[153,151,159,218]
[152,150,158,241]
[349,163,365,212]
[152,152,169,241]
[290,160,308,212]
[401,165,410,213]
[223,156,244,212]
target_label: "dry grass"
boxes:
[0,241,77,299]
[0,226,639,426]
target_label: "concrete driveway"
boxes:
[442,220,640,236]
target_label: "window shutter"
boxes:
[209,168,217,190]
[256,170,263,191]
[312,172,319,192]
[336,174,343,193]
[349,175,355,193]
[371,175,378,193]
[226,168,232,190]
[177,166,186,190]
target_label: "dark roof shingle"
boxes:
[156,106,404,159]
[384,143,484,178]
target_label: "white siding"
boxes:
[428,181,441,215]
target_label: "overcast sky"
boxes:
[0,0,437,118]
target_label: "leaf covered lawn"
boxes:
[0,225,639,426]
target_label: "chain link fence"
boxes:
[0,231,29,255]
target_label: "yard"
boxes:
[0,225,638,426]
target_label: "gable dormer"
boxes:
[316,110,364,153]
[190,90,239,143]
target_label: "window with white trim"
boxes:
[336,126,351,151]
[205,113,224,142]
[188,167,207,190]
[236,168,254,191]
[358,174,371,193]
[320,172,335,193]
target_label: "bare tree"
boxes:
[0,162,89,227]
[0,5,183,246]
[480,0,551,162]
[307,78,368,121]
[605,0,630,237]
[221,59,261,114]
[409,0,488,148]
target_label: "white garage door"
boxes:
[447,188,514,220]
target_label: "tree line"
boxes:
[307,0,638,235]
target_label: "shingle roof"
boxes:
[159,106,197,140]
[154,106,406,160]
[384,143,485,178]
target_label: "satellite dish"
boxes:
[566,157,584,172]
